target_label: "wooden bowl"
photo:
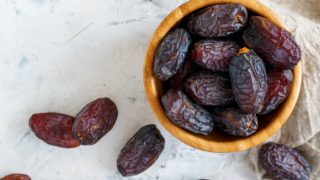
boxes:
[143,0,302,152]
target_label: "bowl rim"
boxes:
[143,0,302,152]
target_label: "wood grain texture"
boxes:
[144,0,302,152]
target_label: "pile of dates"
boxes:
[7,3,310,180]
[154,3,299,137]
[154,3,313,179]
[29,98,165,177]
[29,98,118,148]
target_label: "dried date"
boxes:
[184,71,234,106]
[117,125,165,176]
[260,70,293,115]
[191,40,240,72]
[259,142,312,180]
[188,4,248,37]
[153,28,192,81]
[29,112,80,148]
[229,48,267,113]
[169,54,197,89]
[73,98,118,145]
[243,16,301,69]
[161,89,214,135]
[212,108,258,136]
[0,174,31,180]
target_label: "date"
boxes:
[161,89,214,135]
[188,4,248,37]
[169,54,197,89]
[153,28,192,81]
[117,125,165,176]
[29,112,80,148]
[259,142,312,180]
[0,174,31,180]
[73,98,118,145]
[184,71,234,106]
[229,48,267,113]
[260,70,293,115]
[243,16,301,69]
[191,40,240,72]
[212,108,258,136]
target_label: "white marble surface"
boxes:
[0,0,259,179]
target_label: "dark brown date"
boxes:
[229,48,267,113]
[117,125,165,177]
[191,40,240,72]
[187,4,248,37]
[29,112,80,148]
[161,89,214,135]
[153,28,192,81]
[0,174,31,180]
[259,142,312,180]
[169,54,197,89]
[260,70,293,115]
[243,16,301,69]
[212,108,258,136]
[73,98,118,145]
[184,71,234,106]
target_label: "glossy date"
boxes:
[243,16,301,69]
[188,4,248,37]
[169,54,197,89]
[260,70,293,114]
[161,89,214,135]
[117,125,165,176]
[259,142,312,180]
[229,48,267,113]
[153,28,192,81]
[0,174,31,180]
[29,112,80,148]
[73,98,118,145]
[212,108,258,136]
[184,71,234,106]
[191,40,240,72]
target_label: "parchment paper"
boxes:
[248,0,320,179]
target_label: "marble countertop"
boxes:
[0,0,264,179]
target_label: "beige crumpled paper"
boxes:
[245,0,320,179]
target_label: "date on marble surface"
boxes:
[117,125,165,176]
[29,112,80,148]
[30,97,118,147]
[0,174,31,180]
[73,98,118,145]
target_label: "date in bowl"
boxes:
[143,0,302,152]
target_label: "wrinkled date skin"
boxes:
[169,54,197,89]
[29,113,80,148]
[0,174,31,180]
[184,71,234,106]
[161,89,214,135]
[73,98,118,145]
[191,40,240,72]
[259,142,312,180]
[260,70,293,115]
[212,108,258,136]
[229,49,267,113]
[188,4,248,37]
[117,125,165,177]
[153,28,192,81]
[243,16,301,69]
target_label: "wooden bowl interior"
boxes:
[144,0,302,152]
